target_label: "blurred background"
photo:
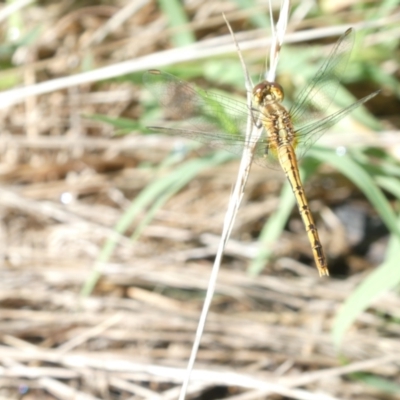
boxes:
[0,0,399,399]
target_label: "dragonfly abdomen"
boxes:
[277,144,329,277]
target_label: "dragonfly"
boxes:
[143,28,379,277]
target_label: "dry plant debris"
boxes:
[0,1,399,399]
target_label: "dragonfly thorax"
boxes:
[252,81,284,106]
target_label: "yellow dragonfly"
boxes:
[143,28,379,276]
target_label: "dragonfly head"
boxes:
[252,81,284,106]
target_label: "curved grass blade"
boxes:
[80,151,233,297]
[249,179,295,275]
[332,233,400,348]
[309,147,400,346]
[309,147,400,239]
[157,0,195,47]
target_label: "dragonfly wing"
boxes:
[290,28,355,131]
[145,125,281,168]
[143,69,249,136]
[294,90,380,160]
[143,70,281,168]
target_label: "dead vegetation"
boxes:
[0,1,399,399]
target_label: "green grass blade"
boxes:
[332,235,400,348]
[80,151,233,296]
[350,373,400,394]
[309,147,400,239]
[6,0,23,42]
[130,155,221,241]
[249,180,295,276]
[157,0,195,47]
[375,175,400,199]
[86,114,142,131]
[232,0,270,28]
[308,147,400,347]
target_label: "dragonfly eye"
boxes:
[269,82,284,101]
[252,81,284,105]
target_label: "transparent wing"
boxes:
[143,69,279,168]
[290,28,355,132]
[288,28,380,159]
[143,32,378,170]
[294,90,379,160]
